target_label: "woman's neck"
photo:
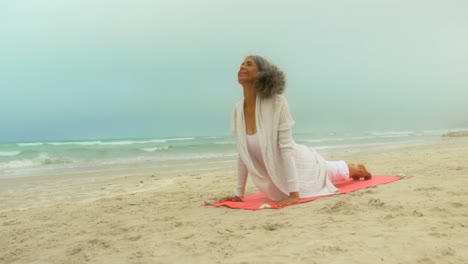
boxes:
[242,83,256,109]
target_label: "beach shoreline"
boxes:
[2,128,461,180]
[1,137,467,263]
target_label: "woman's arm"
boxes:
[218,105,248,203]
[217,154,247,203]
[276,97,300,207]
[234,153,248,199]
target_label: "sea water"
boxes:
[0,128,464,178]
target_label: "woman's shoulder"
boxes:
[272,94,289,109]
[231,97,244,118]
[257,93,286,102]
[274,94,287,102]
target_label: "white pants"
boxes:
[326,161,350,182]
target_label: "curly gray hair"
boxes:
[248,55,286,99]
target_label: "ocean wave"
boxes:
[166,137,195,141]
[306,138,346,142]
[304,139,322,143]
[421,128,468,136]
[0,159,36,169]
[304,135,390,143]
[350,136,377,140]
[17,142,44,147]
[368,131,415,137]
[379,134,410,138]
[421,130,448,135]
[213,141,235,145]
[0,153,74,169]
[36,153,74,165]
[0,151,22,157]
[311,139,426,151]
[157,152,237,162]
[47,141,103,146]
[98,152,238,165]
[313,144,354,150]
[46,139,170,146]
[140,146,170,152]
[16,137,195,148]
[148,139,169,143]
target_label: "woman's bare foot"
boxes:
[357,163,372,179]
[347,163,372,180]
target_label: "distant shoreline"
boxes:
[442,130,468,137]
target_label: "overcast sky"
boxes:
[1,0,467,142]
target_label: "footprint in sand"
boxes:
[88,239,110,248]
[368,199,385,207]
[441,247,456,256]
[125,234,142,241]
[417,257,435,264]
[414,186,442,192]
[430,206,449,213]
[65,246,82,256]
[428,232,448,238]
[411,210,424,217]
[451,202,463,208]
[263,223,284,231]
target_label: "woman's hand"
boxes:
[275,192,299,208]
[217,196,243,203]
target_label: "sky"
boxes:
[1,0,467,143]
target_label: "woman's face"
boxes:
[238,57,259,85]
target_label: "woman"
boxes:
[218,55,372,208]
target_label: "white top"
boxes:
[245,133,284,200]
[246,133,262,162]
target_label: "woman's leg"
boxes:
[326,161,350,182]
[327,161,372,182]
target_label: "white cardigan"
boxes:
[231,94,340,200]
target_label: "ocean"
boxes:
[0,128,464,178]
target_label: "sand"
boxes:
[1,137,467,264]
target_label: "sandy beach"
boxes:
[1,137,467,264]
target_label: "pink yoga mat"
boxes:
[206,175,404,210]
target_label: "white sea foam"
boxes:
[304,139,322,143]
[379,134,410,138]
[16,137,194,148]
[17,142,44,147]
[47,141,102,146]
[167,137,195,141]
[35,153,73,165]
[144,137,194,142]
[350,136,377,140]
[316,137,346,142]
[140,146,170,152]
[157,152,237,162]
[148,139,169,143]
[0,159,36,169]
[97,152,237,166]
[0,153,73,170]
[421,128,468,136]
[46,139,171,146]
[313,144,354,150]
[0,151,21,157]
[368,131,415,137]
[311,139,427,151]
[213,141,235,145]
[96,140,143,146]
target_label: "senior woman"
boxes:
[218,55,372,208]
